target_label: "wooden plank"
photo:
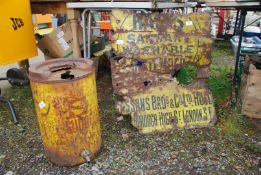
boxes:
[31,2,67,14]
[242,64,261,119]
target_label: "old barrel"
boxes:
[29,58,101,166]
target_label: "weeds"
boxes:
[212,40,234,60]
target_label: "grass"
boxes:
[175,63,232,104]
[208,65,232,104]
[174,40,259,147]
[0,86,35,126]
[175,65,197,85]
[211,40,234,60]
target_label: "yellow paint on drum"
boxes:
[29,58,101,166]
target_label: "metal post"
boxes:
[82,9,92,59]
[87,11,92,59]
[82,9,89,58]
[184,0,188,15]
[233,10,239,35]
[237,10,242,35]
[233,10,247,98]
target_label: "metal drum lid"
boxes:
[29,58,94,83]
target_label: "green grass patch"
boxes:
[208,65,233,104]
[175,64,233,104]
[212,40,234,60]
[175,65,197,85]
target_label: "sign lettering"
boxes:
[117,81,216,133]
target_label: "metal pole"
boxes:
[82,9,89,58]
[233,10,247,97]
[233,9,239,35]
[237,10,242,36]
[87,11,92,59]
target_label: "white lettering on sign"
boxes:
[39,101,46,109]
[116,40,124,45]
[186,21,193,26]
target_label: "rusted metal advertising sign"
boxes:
[110,10,213,74]
[116,81,216,134]
[111,58,173,96]
[110,10,216,133]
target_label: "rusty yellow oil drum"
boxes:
[29,58,101,166]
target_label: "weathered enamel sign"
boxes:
[110,10,213,74]
[116,81,216,134]
[110,10,216,133]
[111,58,173,96]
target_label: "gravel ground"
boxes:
[0,70,260,175]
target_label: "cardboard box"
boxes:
[37,22,83,59]
[32,14,53,26]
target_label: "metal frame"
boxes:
[81,8,148,59]
[233,10,247,99]
[72,2,198,59]
[67,2,197,9]
[70,1,261,59]
[205,1,260,7]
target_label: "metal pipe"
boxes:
[0,96,18,124]
[82,9,89,58]
[87,11,92,59]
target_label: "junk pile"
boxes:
[37,22,105,60]
[231,36,261,55]
[109,10,217,134]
